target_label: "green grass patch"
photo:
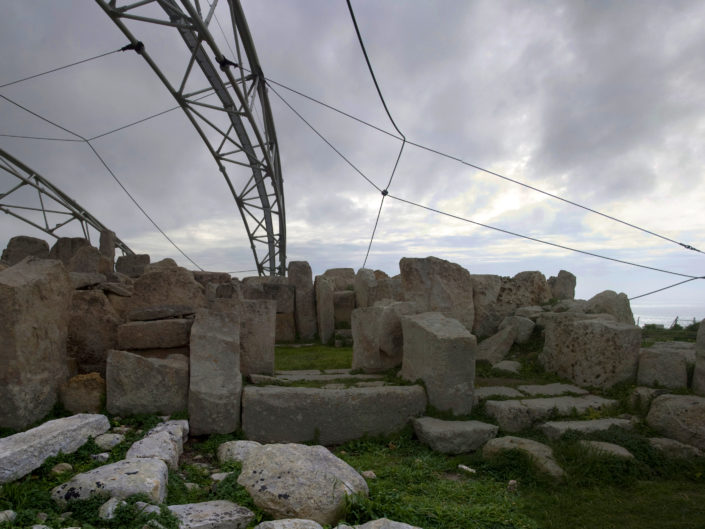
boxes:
[275,344,352,370]
[641,322,698,346]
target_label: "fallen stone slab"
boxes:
[476,326,517,365]
[648,438,704,459]
[238,443,368,525]
[646,394,705,450]
[484,395,617,432]
[516,383,589,397]
[498,315,535,344]
[242,386,426,444]
[51,458,168,504]
[217,440,262,464]
[168,500,254,529]
[539,418,633,440]
[579,440,634,459]
[128,304,195,321]
[255,520,323,529]
[0,414,110,484]
[412,417,498,454]
[483,436,565,479]
[125,421,187,469]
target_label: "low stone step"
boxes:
[579,440,634,459]
[168,500,254,529]
[473,386,524,405]
[242,385,426,444]
[412,416,498,454]
[274,369,384,382]
[517,383,588,397]
[539,418,633,440]
[484,395,617,432]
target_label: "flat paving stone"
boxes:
[275,373,384,382]
[412,417,498,454]
[539,418,633,440]
[517,383,589,396]
[168,500,254,529]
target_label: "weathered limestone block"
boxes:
[193,271,232,289]
[168,501,254,529]
[117,319,193,349]
[333,290,356,328]
[255,520,323,529]
[126,421,187,469]
[471,274,503,338]
[242,386,427,444]
[354,268,377,308]
[237,443,368,525]
[218,440,262,464]
[647,341,696,367]
[0,414,110,484]
[547,270,576,300]
[539,316,640,388]
[498,315,535,344]
[584,290,635,324]
[693,320,705,396]
[289,261,317,340]
[0,257,72,430]
[276,312,296,342]
[95,433,125,451]
[491,360,521,374]
[646,394,705,450]
[539,418,633,440]
[323,268,355,290]
[315,276,335,344]
[128,304,194,321]
[476,326,517,365]
[106,349,188,415]
[69,245,112,277]
[49,237,89,265]
[378,301,418,358]
[637,349,688,389]
[648,437,704,459]
[351,306,383,372]
[126,265,207,313]
[1,235,49,265]
[59,373,106,414]
[115,254,150,278]
[400,312,476,415]
[580,440,634,459]
[51,458,168,504]
[498,271,552,308]
[99,230,116,263]
[412,417,497,454]
[400,257,474,331]
[483,436,565,479]
[68,290,121,375]
[189,308,242,436]
[288,261,313,291]
[377,275,403,302]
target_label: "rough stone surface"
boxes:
[476,326,517,365]
[400,256,474,331]
[491,360,521,374]
[68,290,120,375]
[352,519,423,529]
[646,394,705,450]
[189,308,242,435]
[637,349,688,389]
[126,265,207,313]
[99,230,116,263]
[295,286,317,341]
[238,443,368,525]
[584,290,635,324]
[242,386,426,444]
[255,520,323,529]
[629,387,668,413]
[646,341,696,366]
[484,395,617,432]
[498,316,535,344]
[115,254,150,278]
[333,290,356,328]
[539,418,633,440]
[0,414,110,484]
[70,271,106,289]
[95,433,125,451]
[354,268,377,308]
[1,235,49,265]
[547,270,576,300]
[117,318,192,350]
[516,383,588,396]
[126,422,186,469]
[0,511,16,524]
[168,500,254,529]
[276,312,297,342]
[412,417,498,454]
[69,245,111,276]
[540,316,641,388]
[106,349,189,416]
[51,458,168,504]
[218,440,262,464]
[483,436,565,479]
[351,306,385,372]
[315,276,335,344]
[400,312,476,415]
[648,437,704,459]
[128,304,195,321]
[0,257,72,429]
[579,440,634,459]
[693,320,705,396]
[473,386,524,404]
[322,268,356,290]
[59,373,106,414]
[49,237,90,265]
[288,261,313,291]
[471,274,504,338]
[378,301,418,357]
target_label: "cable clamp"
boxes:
[217,56,238,71]
[381,189,388,196]
[121,41,144,54]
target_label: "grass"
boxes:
[275,344,353,371]
[641,321,699,346]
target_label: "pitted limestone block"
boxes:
[117,319,192,349]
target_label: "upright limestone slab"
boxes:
[289,261,317,341]
[315,276,335,345]
[401,312,476,415]
[0,257,72,430]
[0,414,110,484]
[693,320,705,396]
[189,308,242,435]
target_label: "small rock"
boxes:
[135,502,161,515]
[457,465,476,474]
[52,463,73,475]
[168,500,254,528]
[648,437,704,459]
[255,520,324,529]
[112,425,133,435]
[507,479,518,492]
[185,482,200,491]
[492,360,521,374]
[361,470,377,479]
[0,511,16,523]
[36,512,48,521]
[580,440,634,459]
[94,433,125,451]
[99,497,127,520]
[211,472,232,482]
[91,452,110,462]
[217,440,262,464]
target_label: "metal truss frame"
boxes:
[95,0,286,276]
[0,148,133,255]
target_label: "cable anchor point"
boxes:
[121,41,144,54]
[216,56,239,72]
[381,189,388,196]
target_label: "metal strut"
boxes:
[95,0,285,276]
[0,148,133,255]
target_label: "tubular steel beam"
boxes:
[0,148,133,254]
[95,0,286,276]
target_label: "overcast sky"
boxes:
[1,1,704,323]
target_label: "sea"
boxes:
[631,303,705,328]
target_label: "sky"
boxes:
[1,0,704,324]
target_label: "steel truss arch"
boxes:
[95,0,285,276]
[0,148,133,254]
